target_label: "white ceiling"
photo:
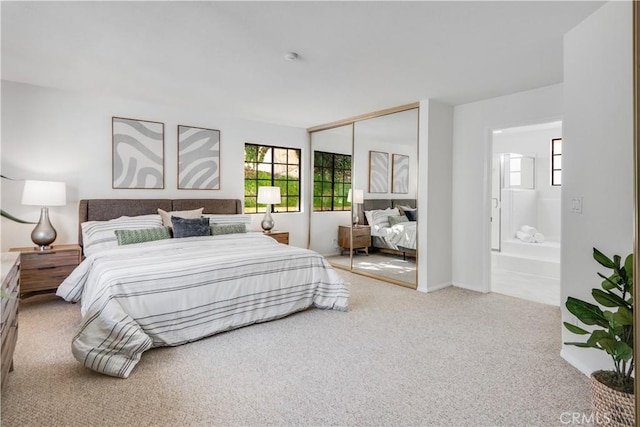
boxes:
[1,1,604,129]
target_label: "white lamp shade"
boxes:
[347,189,364,204]
[257,186,281,204]
[21,180,67,206]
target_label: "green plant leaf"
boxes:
[593,248,615,269]
[592,289,626,307]
[613,254,621,270]
[566,297,609,328]
[624,254,633,281]
[601,278,618,291]
[612,306,633,326]
[563,322,589,335]
[614,341,633,361]
[598,338,618,355]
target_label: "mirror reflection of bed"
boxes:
[326,198,417,287]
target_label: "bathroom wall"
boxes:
[493,123,562,242]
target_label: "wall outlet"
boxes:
[570,197,583,214]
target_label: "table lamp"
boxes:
[347,188,364,225]
[21,180,66,250]
[257,186,281,233]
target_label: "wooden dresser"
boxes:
[9,244,81,298]
[1,252,20,389]
[338,225,371,255]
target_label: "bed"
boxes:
[57,199,349,378]
[359,199,417,258]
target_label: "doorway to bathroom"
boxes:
[490,121,562,306]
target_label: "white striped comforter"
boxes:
[378,221,417,251]
[57,233,349,378]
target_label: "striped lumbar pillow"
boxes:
[210,223,247,236]
[115,226,172,246]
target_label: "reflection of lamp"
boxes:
[257,186,281,233]
[21,180,66,250]
[347,188,364,225]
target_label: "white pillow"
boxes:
[81,214,163,257]
[204,214,252,228]
[369,208,400,236]
[158,208,204,227]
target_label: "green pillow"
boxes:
[115,227,172,245]
[210,223,247,236]
[388,215,410,226]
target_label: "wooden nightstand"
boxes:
[338,225,371,255]
[1,252,20,389]
[264,231,289,245]
[9,244,81,298]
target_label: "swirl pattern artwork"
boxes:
[112,117,164,189]
[369,151,389,193]
[392,154,409,194]
[178,125,220,190]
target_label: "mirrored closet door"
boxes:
[309,105,419,289]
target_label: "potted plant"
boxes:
[564,248,635,426]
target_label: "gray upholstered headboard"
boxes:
[78,198,242,246]
[359,199,417,225]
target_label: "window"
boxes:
[313,151,352,212]
[244,144,300,213]
[551,138,562,186]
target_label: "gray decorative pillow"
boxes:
[115,226,172,246]
[388,215,410,226]
[171,216,211,238]
[210,223,247,236]
[405,209,417,222]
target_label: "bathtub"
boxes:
[492,238,560,279]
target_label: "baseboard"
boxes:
[560,348,594,377]
[451,281,486,293]
[416,281,452,293]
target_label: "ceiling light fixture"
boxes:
[284,52,299,61]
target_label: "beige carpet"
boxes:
[1,270,591,427]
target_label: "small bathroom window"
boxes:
[551,138,562,186]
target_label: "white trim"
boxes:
[560,348,593,377]
[451,281,487,293]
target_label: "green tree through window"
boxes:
[313,151,352,212]
[244,143,301,213]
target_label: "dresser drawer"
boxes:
[21,250,80,270]
[1,291,19,330]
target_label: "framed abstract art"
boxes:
[177,125,221,190]
[112,117,165,189]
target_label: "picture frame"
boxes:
[112,117,165,189]
[392,154,410,194]
[177,125,221,190]
[369,150,389,193]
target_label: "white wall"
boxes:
[1,81,310,251]
[451,84,563,292]
[418,100,454,292]
[560,1,633,375]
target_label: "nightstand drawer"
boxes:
[352,227,370,238]
[21,264,77,291]
[353,235,371,248]
[21,250,80,270]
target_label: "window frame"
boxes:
[313,150,352,212]
[244,143,301,213]
[551,138,562,186]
